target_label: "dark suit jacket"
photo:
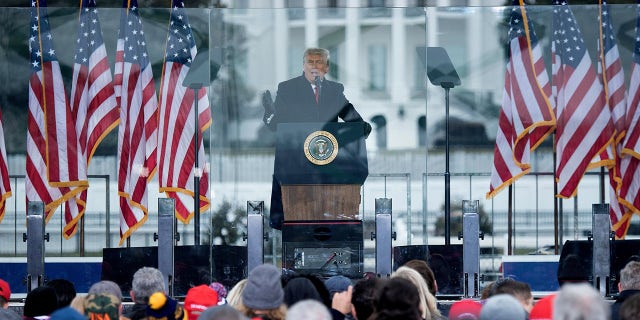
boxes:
[266,74,366,130]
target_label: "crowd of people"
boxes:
[1,259,639,320]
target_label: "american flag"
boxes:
[0,108,11,223]
[619,2,640,237]
[158,0,211,223]
[551,0,614,198]
[66,0,119,238]
[487,0,555,198]
[598,0,631,239]
[115,0,158,245]
[27,0,88,224]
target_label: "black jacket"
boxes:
[611,289,640,320]
[266,74,368,131]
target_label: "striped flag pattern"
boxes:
[115,0,158,245]
[66,0,119,238]
[551,0,614,198]
[487,0,555,199]
[598,0,631,239]
[27,0,88,224]
[158,0,211,223]
[620,2,640,236]
[0,108,11,223]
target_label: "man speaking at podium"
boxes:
[262,47,371,230]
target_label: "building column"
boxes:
[274,0,288,82]
[345,0,360,100]
[304,0,318,48]
[391,7,408,103]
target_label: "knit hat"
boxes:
[184,285,219,320]
[209,282,227,303]
[83,293,120,320]
[0,279,10,301]
[324,276,351,296]
[147,292,187,320]
[50,306,85,320]
[479,294,526,320]
[448,299,482,320]
[529,293,556,320]
[242,264,284,310]
[23,286,57,317]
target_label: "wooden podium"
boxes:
[282,184,360,220]
[275,122,368,222]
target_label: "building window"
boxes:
[371,115,387,149]
[287,0,305,20]
[368,45,387,92]
[418,116,426,147]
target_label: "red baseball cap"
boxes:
[448,299,482,320]
[0,279,10,301]
[184,285,219,320]
[529,293,556,320]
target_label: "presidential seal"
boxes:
[304,130,338,165]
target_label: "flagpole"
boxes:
[553,133,559,254]
[193,86,201,245]
[507,185,513,255]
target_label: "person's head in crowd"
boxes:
[226,279,247,309]
[447,299,482,320]
[184,284,218,320]
[557,253,590,286]
[44,278,76,310]
[618,260,640,292]
[23,285,58,319]
[147,292,187,320]
[0,278,10,309]
[209,282,227,305]
[131,266,165,304]
[88,280,124,317]
[553,283,610,320]
[83,293,121,320]
[69,295,85,315]
[0,308,22,320]
[403,259,438,296]
[89,280,123,302]
[239,264,286,320]
[369,277,422,320]
[324,275,352,300]
[292,274,331,308]
[479,282,494,300]
[198,304,249,320]
[391,266,440,320]
[49,306,85,320]
[479,294,526,320]
[486,278,533,313]
[620,293,640,320]
[285,299,331,320]
[283,277,322,307]
[351,277,379,320]
[528,293,556,320]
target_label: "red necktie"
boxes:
[314,85,319,103]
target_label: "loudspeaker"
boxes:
[393,244,463,296]
[559,239,640,295]
[102,245,212,297]
[211,245,247,289]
